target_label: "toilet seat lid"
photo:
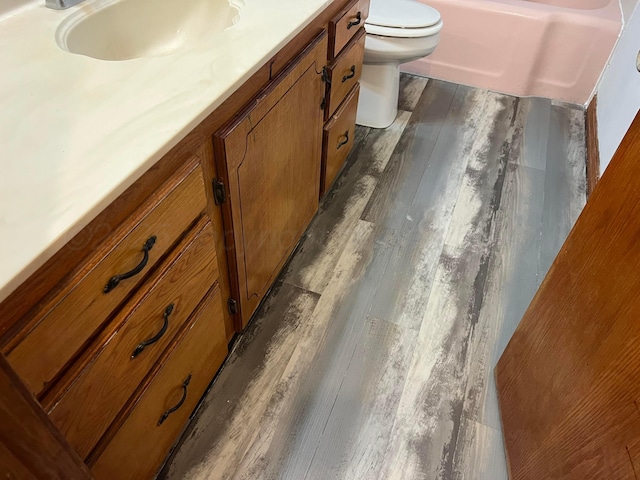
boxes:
[366,0,441,29]
[365,21,442,38]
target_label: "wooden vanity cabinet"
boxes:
[213,32,328,327]
[0,1,366,478]
[1,153,229,479]
[321,2,368,196]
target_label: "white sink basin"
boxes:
[55,0,241,61]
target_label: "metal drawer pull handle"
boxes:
[337,131,349,149]
[347,12,362,29]
[104,236,157,293]
[342,65,356,83]
[158,374,191,426]
[131,304,173,359]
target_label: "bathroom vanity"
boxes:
[0,0,368,477]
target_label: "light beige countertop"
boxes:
[0,0,333,302]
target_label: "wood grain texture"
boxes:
[91,285,227,480]
[47,217,219,460]
[586,95,600,197]
[0,354,91,480]
[0,0,355,346]
[324,28,365,119]
[6,160,207,397]
[328,0,369,60]
[322,84,360,195]
[496,110,640,480]
[214,33,326,328]
[157,77,586,480]
[196,141,236,341]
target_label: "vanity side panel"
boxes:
[0,354,91,480]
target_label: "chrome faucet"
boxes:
[45,0,84,9]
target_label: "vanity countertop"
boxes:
[0,0,333,302]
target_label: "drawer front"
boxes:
[322,84,360,195]
[329,0,369,60]
[90,285,227,480]
[325,28,365,120]
[47,217,219,460]
[8,160,207,397]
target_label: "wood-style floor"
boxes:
[160,76,586,480]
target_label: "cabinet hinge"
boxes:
[212,179,226,205]
[321,66,331,85]
[227,298,239,315]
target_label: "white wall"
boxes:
[597,1,640,174]
[621,0,638,19]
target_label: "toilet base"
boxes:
[356,62,400,129]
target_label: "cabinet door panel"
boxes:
[214,33,327,327]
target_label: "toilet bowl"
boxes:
[356,0,442,128]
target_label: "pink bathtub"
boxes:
[403,0,622,104]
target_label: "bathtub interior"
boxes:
[527,0,611,10]
[402,0,622,105]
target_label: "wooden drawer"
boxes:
[46,216,219,460]
[90,285,227,480]
[322,84,360,195]
[325,28,365,120]
[7,160,207,397]
[328,0,369,60]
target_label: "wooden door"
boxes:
[496,110,640,479]
[214,32,327,327]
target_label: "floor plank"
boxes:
[518,97,551,172]
[360,80,458,230]
[539,105,587,276]
[161,281,320,479]
[160,76,587,480]
[399,74,429,112]
[281,110,411,295]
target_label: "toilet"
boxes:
[356,0,443,128]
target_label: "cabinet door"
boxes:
[214,32,327,327]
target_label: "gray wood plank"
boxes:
[539,105,587,277]
[368,88,497,327]
[160,282,321,479]
[280,111,411,295]
[461,420,509,480]
[360,80,459,230]
[377,90,522,479]
[267,221,397,480]
[399,73,429,112]
[466,163,545,435]
[303,315,407,479]
[518,97,551,171]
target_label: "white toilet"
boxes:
[356,0,443,128]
